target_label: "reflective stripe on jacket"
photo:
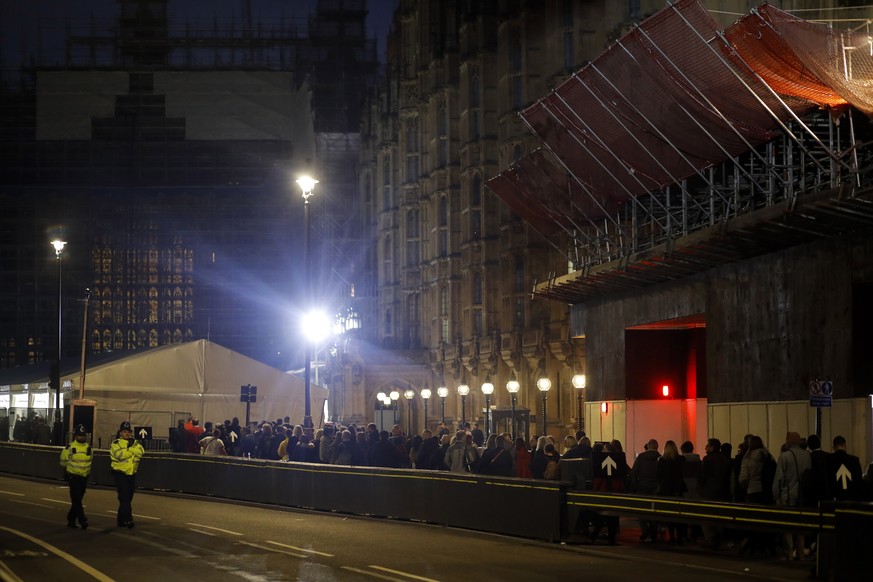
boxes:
[60,442,92,477]
[110,438,144,475]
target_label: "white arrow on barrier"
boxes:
[602,455,617,476]
[836,464,852,490]
[138,428,148,439]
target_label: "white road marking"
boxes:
[236,540,309,559]
[40,498,68,505]
[369,565,440,581]
[0,490,24,496]
[184,523,243,536]
[0,526,114,582]
[9,500,52,509]
[341,567,398,581]
[103,510,160,520]
[187,528,217,536]
[265,540,333,557]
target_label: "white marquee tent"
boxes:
[60,340,326,443]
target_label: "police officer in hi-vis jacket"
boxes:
[110,421,144,528]
[60,424,92,529]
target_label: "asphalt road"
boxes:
[0,474,815,581]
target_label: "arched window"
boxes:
[383,235,393,281]
[406,209,419,267]
[439,286,449,344]
[438,103,448,166]
[510,31,523,109]
[470,174,482,239]
[438,195,449,256]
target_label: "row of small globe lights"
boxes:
[375,371,588,437]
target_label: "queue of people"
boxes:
[4,412,55,444]
[53,416,872,549]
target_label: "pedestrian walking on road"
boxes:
[60,424,92,530]
[110,420,144,528]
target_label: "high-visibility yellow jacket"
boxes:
[109,438,144,475]
[60,441,92,477]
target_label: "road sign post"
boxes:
[240,384,257,427]
[809,380,833,436]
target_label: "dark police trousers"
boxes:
[67,474,88,525]
[112,471,136,525]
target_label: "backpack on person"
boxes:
[544,459,561,480]
[761,453,777,503]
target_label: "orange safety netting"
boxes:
[725,4,872,116]
[486,148,618,237]
[487,0,869,237]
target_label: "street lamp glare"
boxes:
[296,175,318,199]
[457,383,470,396]
[572,373,586,389]
[301,310,332,344]
[420,388,432,400]
[437,386,448,399]
[51,239,67,255]
[481,380,494,395]
[506,378,520,393]
[537,377,552,392]
[376,391,386,402]
[390,390,400,401]
[404,389,415,400]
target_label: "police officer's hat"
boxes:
[119,421,132,431]
[74,424,87,436]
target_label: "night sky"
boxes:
[0,0,398,70]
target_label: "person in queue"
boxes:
[110,420,145,528]
[60,424,92,530]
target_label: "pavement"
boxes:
[560,517,822,581]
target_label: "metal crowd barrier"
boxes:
[2,440,871,581]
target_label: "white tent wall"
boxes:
[61,340,327,445]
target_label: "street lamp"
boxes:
[382,394,394,432]
[572,373,586,432]
[437,385,448,425]
[376,391,387,430]
[506,371,520,439]
[457,381,470,428]
[480,377,494,438]
[420,388,431,432]
[404,389,415,436]
[297,175,318,435]
[537,375,552,437]
[390,390,400,426]
[50,239,66,427]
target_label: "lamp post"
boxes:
[390,390,400,426]
[376,391,386,430]
[506,372,519,439]
[480,377,494,438]
[50,239,66,427]
[572,373,586,432]
[420,388,431,432]
[437,385,448,425]
[537,375,552,437]
[297,175,318,435]
[404,389,415,436]
[382,394,392,430]
[457,381,469,428]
